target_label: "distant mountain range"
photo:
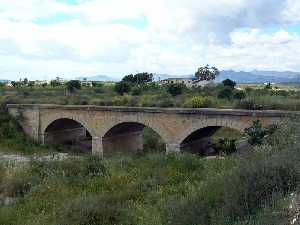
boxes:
[76,75,119,82]
[76,70,300,84]
[154,70,300,84]
[2,70,300,84]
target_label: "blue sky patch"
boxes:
[111,15,148,30]
[34,13,80,25]
[56,0,84,5]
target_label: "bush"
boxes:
[66,80,81,93]
[245,120,267,145]
[112,95,137,106]
[166,84,185,96]
[139,94,174,107]
[57,195,134,225]
[30,156,110,180]
[213,138,237,155]
[163,148,300,225]
[233,90,246,100]
[235,97,262,110]
[0,166,32,198]
[131,86,142,96]
[114,82,131,95]
[183,96,212,108]
[218,86,233,100]
[143,127,166,153]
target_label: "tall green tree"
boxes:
[66,80,81,94]
[122,72,153,84]
[114,82,131,95]
[222,79,236,89]
[195,65,219,81]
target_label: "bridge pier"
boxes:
[166,143,181,154]
[92,137,103,157]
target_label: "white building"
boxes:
[160,78,216,87]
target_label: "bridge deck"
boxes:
[6,104,297,117]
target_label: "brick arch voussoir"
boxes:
[41,113,96,137]
[99,117,172,144]
[178,118,248,144]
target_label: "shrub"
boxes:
[57,195,134,225]
[245,120,267,145]
[139,94,174,107]
[264,82,272,89]
[112,95,135,106]
[213,138,237,155]
[235,97,262,110]
[218,86,233,100]
[94,88,104,94]
[183,96,212,108]
[233,90,246,100]
[166,84,185,96]
[66,80,81,93]
[30,156,110,179]
[114,82,131,95]
[143,127,166,153]
[131,86,142,96]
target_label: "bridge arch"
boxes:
[42,117,94,153]
[100,120,170,156]
[177,118,249,145]
[177,118,249,155]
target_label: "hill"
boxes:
[154,70,300,84]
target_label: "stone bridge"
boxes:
[7,104,291,156]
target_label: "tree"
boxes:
[122,74,136,83]
[233,90,246,100]
[167,84,185,96]
[50,80,61,87]
[218,86,233,100]
[91,81,104,88]
[66,80,81,94]
[122,72,153,84]
[28,81,35,88]
[23,78,28,86]
[264,82,272,90]
[135,72,153,84]
[195,65,219,81]
[222,79,236,89]
[11,81,22,88]
[114,82,131,95]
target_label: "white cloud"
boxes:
[0,0,300,80]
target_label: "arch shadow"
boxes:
[44,118,92,153]
[180,126,243,155]
[102,122,166,156]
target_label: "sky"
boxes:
[0,0,300,80]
